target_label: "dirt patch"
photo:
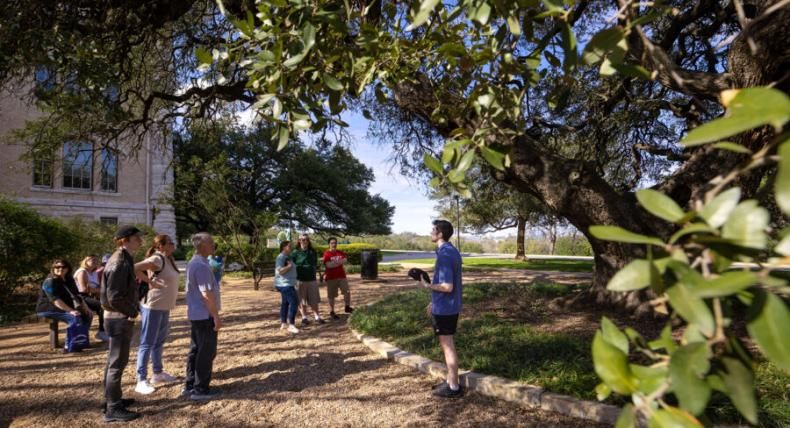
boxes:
[0,271,606,427]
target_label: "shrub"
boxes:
[0,198,78,301]
[313,242,382,265]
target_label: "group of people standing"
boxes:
[35,218,465,423]
[273,234,354,333]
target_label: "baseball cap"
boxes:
[114,225,144,240]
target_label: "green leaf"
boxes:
[302,22,316,52]
[669,223,714,244]
[720,357,758,424]
[776,233,790,256]
[636,189,686,223]
[648,407,703,428]
[607,259,657,292]
[682,87,790,146]
[721,200,769,249]
[747,291,790,372]
[456,149,475,172]
[713,141,752,154]
[471,2,492,25]
[614,404,636,428]
[592,331,637,395]
[410,0,441,29]
[441,145,457,164]
[506,15,521,36]
[276,126,290,152]
[691,271,756,298]
[589,225,665,246]
[479,146,505,171]
[423,154,443,176]
[666,283,715,337]
[612,63,652,80]
[595,382,611,401]
[195,47,213,65]
[699,187,741,228]
[582,27,626,65]
[447,168,466,183]
[649,325,678,352]
[776,140,790,216]
[601,317,629,354]
[560,22,577,72]
[283,51,307,68]
[322,73,344,91]
[669,342,712,415]
[631,364,667,395]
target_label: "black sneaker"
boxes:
[316,318,326,324]
[330,312,340,320]
[301,318,311,326]
[432,383,464,398]
[102,407,141,422]
[190,389,222,401]
[344,306,354,313]
[180,387,193,398]
[432,381,448,390]
[101,398,136,413]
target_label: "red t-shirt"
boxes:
[322,250,347,280]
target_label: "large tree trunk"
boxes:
[515,216,527,261]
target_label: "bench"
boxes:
[47,318,59,349]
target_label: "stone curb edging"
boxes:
[349,328,621,425]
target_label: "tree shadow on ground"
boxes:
[214,351,385,395]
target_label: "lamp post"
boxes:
[454,195,461,251]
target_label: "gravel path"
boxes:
[0,271,602,427]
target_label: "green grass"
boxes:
[350,283,599,399]
[224,271,254,279]
[350,282,789,426]
[395,257,593,272]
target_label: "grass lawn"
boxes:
[395,257,594,272]
[350,282,788,427]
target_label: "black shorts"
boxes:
[431,314,459,336]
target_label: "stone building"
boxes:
[0,87,176,238]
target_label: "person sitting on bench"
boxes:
[36,259,93,331]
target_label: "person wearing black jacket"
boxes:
[36,259,93,331]
[100,225,145,423]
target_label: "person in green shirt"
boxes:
[292,234,325,325]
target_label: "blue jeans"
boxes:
[277,286,299,324]
[135,307,170,380]
[37,310,91,328]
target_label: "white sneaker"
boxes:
[135,380,156,395]
[287,324,299,334]
[280,323,287,330]
[95,331,109,342]
[151,372,178,385]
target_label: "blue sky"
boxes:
[342,112,438,234]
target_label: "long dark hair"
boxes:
[49,259,73,279]
[146,234,178,271]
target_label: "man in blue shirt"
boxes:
[417,219,464,398]
[183,232,223,401]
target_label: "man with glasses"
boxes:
[101,225,145,422]
[292,234,325,326]
[412,220,464,398]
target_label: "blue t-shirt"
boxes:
[274,253,297,288]
[186,255,221,321]
[431,242,463,315]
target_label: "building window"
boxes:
[63,142,93,190]
[100,147,118,192]
[32,155,53,187]
[100,217,118,226]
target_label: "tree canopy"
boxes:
[3,0,787,292]
[172,121,394,238]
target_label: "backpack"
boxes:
[139,253,165,303]
[65,317,90,352]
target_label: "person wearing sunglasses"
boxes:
[36,259,93,333]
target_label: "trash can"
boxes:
[360,249,379,280]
